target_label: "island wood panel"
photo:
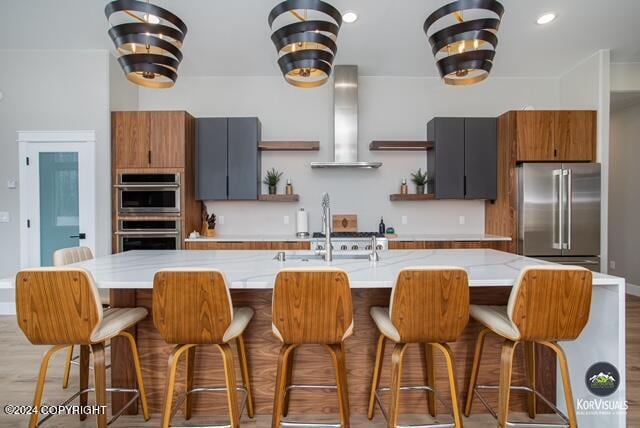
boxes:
[185,241,311,251]
[122,287,554,419]
[388,241,512,252]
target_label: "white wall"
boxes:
[559,50,611,272]
[0,50,111,304]
[139,75,560,235]
[611,62,640,92]
[609,100,640,286]
[109,54,138,111]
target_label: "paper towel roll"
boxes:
[296,208,309,237]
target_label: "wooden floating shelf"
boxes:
[389,193,436,201]
[369,140,434,151]
[258,194,300,202]
[259,141,320,151]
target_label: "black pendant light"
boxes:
[268,0,342,88]
[105,0,187,89]
[424,0,504,86]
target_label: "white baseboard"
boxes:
[627,283,640,297]
[0,302,16,315]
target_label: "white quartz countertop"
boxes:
[185,233,511,242]
[0,249,619,290]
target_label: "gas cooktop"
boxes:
[312,232,384,239]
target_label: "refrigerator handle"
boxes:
[553,169,563,250]
[566,169,572,250]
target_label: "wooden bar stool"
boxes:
[153,268,255,428]
[16,267,149,428]
[271,268,354,428]
[464,266,593,428]
[367,267,470,428]
[52,246,111,390]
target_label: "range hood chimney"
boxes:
[310,65,382,168]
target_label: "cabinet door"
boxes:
[516,111,555,161]
[112,111,150,168]
[465,118,497,199]
[555,111,596,161]
[228,118,261,200]
[196,118,228,200]
[432,118,465,199]
[149,111,185,167]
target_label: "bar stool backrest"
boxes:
[153,268,233,344]
[273,268,353,345]
[508,266,593,341]
[390,267,470,343]
[53,246,94,266]
[16,268,103,345]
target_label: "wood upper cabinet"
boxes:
[112,111,193,169]
[113,111,151,168]
[515,111,555,161]
[149,112,186,167]
[555,110,597,161]
[515,110,596,162]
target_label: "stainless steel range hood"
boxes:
[311,65,382,169]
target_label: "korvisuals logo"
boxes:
[585,362,620,397]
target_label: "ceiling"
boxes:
[1,0,639,78]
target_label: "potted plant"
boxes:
[410,168,428,194]
[263,168,284,195]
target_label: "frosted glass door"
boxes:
[38,152,79,266]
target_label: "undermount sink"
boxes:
[276,253,373,261]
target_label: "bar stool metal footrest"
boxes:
[473,384,570,428]
[374,385,456,428]
[280,384,342,428]
[167,386,248,428]
[35,386,141,427]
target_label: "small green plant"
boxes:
[410,168,428,186]
[263,168,284,186]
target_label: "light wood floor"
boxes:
[0,295,637,428]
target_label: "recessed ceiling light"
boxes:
[537,12,556,25]
[342,11,358,23]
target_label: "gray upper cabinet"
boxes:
[427,117,497,200]
[427,118,465,198]
[197,118,228,200]
[228,118,261,200]
[465,118,497,200]
[196,117,261,200]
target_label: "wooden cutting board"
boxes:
[332,214,357,232]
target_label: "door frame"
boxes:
[18,131,96,268]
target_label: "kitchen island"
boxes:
[7,249,626,427]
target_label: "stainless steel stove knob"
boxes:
[340,245,348,251]
[366,245,372,250]
[351,245,359,250]
[317,245,324,251]
[376,244,383,250]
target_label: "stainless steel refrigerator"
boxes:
[518,163,601,271]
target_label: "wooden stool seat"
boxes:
[153,268,255,428]
[464,265,593,428]
[368,266,470,428]
[16,267,149,428]
[271,268,354,428]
